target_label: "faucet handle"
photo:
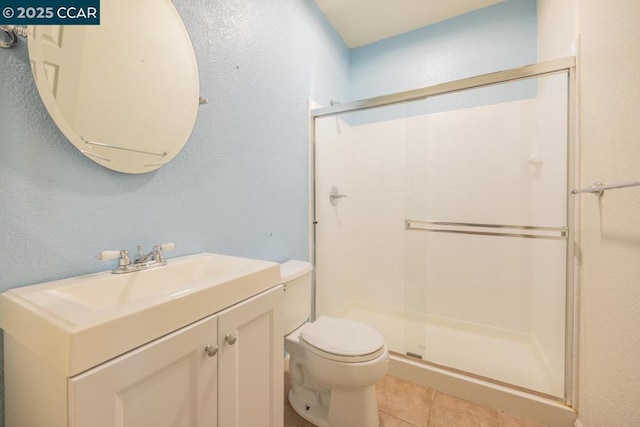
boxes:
[158,243,176,252]
[153,243,175,264]
[97,249,131,268]
[96,250,122,261]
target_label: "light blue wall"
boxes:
[343,0,537,125]
[350,0,537,100]
[0,0,349,289]
[0,0,349,423]
[0,0,538,423]
[345,0,537,125]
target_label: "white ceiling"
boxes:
[314,0,507,48]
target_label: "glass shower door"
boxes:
[403,73,570,398]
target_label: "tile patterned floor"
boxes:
[284,374,545,427]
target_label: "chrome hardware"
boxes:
[0,25,27,49]
[310,57,576,118]
[405,220,568,241]
[571,181,640,196]
[329,186,348,206]
[97,243,176,274]
[205,345,218,357]
[0,27,18,48]
[134,245,153,264]
[225,334,237,345]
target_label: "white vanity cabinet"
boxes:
[69,314,219,427]
[1,253,284,427]
[68,285,284,427]
[218,285,284,426]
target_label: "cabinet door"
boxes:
[69,314,218,427]
[218,285,284,427]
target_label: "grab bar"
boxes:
[405,219,568,241]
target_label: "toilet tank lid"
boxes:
[280,260,313,283]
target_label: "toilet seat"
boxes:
[299,316,386,363]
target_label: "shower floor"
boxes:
[339,301,563,397]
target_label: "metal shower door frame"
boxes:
[309,57,577,406]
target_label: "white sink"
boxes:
[0,253,280,376]
[49,254,271,311]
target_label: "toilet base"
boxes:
[288,387,329,427]
[288,385,380,427]
[328,385,380,427]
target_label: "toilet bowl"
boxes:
[281,261,389,427]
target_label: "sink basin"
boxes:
[49,254,269,311]
[0,253,280,376]
[49,270,193,311]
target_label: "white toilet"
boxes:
[281,260,389,427]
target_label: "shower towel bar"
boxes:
[571,181,640,196]
[405,220,568,241]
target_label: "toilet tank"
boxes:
[281,260,313,335]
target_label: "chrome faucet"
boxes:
[134,245,163,264]
[97,243,176,274]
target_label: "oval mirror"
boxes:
[27,0,199,174]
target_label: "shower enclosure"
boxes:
[311,58,576,404]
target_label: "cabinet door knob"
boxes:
[205,345,218,357]
[225,333,237,345]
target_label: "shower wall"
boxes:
[315,74,568,396]
[315,116,357,318]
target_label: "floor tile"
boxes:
[376,375,433,427]
[380,411,420,427]
[428,392,500,427]
[284,373,544,427]
[498,411,546,427]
